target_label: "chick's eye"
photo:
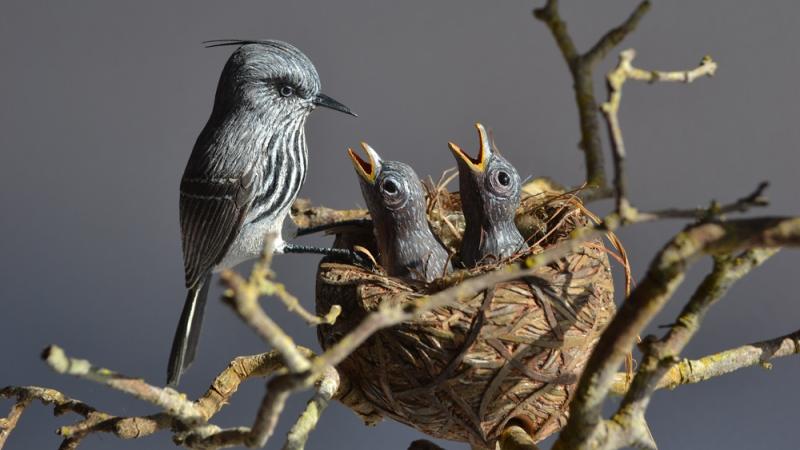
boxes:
[497,171,510,186]
[279,85,295,97]
[382,179,398,194]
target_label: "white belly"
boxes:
[214,209,289,271]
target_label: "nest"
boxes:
[315,179,617,448]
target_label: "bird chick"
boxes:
[348,143,451,282]
[449,123,525,267]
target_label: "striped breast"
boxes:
[246,115,309,227]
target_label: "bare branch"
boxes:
[553,217,800,450]
[534,0,652,193]
[220,235,313,374]
[601,49,718,218]
[533,0,580,65]
[620,249,777,406]
[195,349,313,421]
[43,345,204,424]
[498,424,541,450]
[611,326,800,397]
[181,373,311,449]
[291,198,367,231]
[282,367,340,450]
[0,396,30,449]
[634,182,769,222]
[584,2,651,66]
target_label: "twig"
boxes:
[552,217,800,450]
[282,367,340,450]
[264,279,341,326]
[600,49,718,218]
[43,345,205,424]
[584,249,776,449]
[0,396,30,449]
[610,326,800,396]
[220,236,313,374]
[0,385,172,449]
[181,373,312,449]
[498,424,540,450]
[619,248,777,408]
[195,348,314,421]
[534,0,651,193]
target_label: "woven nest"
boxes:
[315,178,618,448]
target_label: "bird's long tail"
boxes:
[166,273,211,386]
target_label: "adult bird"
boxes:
[168,40,356,386]
[448,123,525,267]
[348,143,451,282]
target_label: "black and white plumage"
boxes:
[348,143,451,282]
[449,123,525,267]
[168,40,354,386]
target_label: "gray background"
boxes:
[1,1,798,449]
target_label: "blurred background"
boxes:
[1,1,798,449]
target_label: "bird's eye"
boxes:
[497,171,510,186]
[380,176,409,210]
[486,165,516,197]
[382,179,398,194]
[279,85,295,97]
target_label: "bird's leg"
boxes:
[280,243,376,269]
[295,218,373,237]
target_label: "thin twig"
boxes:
[610,326,800,396]
[619,249,777,408]
[0,397,30,449]
[282,367,340,450]
[221,235,313,374]
[601,49,718,218]
[195,348,314,421]
[534,0,652,193]
[498,424,540,450]
[552,217,800,450]
[43,345,205,424]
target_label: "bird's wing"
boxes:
[179,172,255,288]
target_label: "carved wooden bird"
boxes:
[348,143,451,281]
[449,123,525,267]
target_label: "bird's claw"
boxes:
[346,247,378,271]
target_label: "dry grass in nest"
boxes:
[315,178,624,448]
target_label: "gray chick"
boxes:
[348,143,451,282]
[449,123,526,267]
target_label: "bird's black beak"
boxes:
[313,93,357,117]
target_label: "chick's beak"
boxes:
[313,93,357,117]
[447,122,492,172]
[348,142,382,184]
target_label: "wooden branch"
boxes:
[0,396,30,449]
[498,424,541,450]
[0,385,173,450]
[584,3,651,66]
[195,349,314,421]
[611,326,800,396]
[43,345,204,424]
[291,198,367,230]
[552,218,800,450]
[534,0,652,193]
[221,236,313,374]
[181,373,309,449]
[620,249,777,409]
[282,367,340,450]
[582,249,777,449]
[632,182,769,223]
[600,49,718,218]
